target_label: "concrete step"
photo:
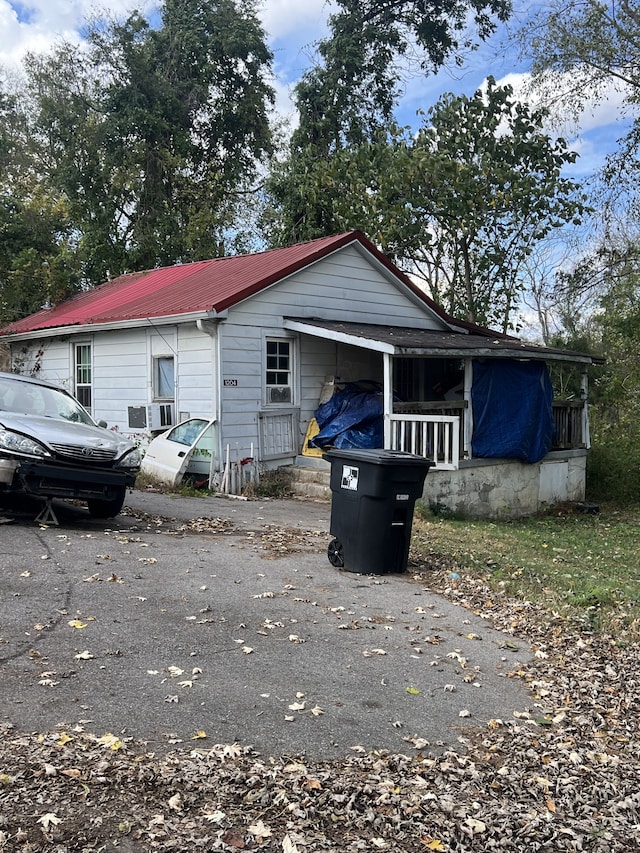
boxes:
[283,464,331,500]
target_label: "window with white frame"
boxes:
[265,338,293,404]
[154,355,175,400]
[74,342,92,411]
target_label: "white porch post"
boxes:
[463,358,473,458]
[383,352,393,449]
[581,368,590,448]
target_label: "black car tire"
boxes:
[87,487,126,519]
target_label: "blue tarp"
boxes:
[471,360,556,463]
[310,382,384,449]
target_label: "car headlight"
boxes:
[116,445,142,470]
[0,428,51,458]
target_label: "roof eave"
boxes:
[0,310,220,341]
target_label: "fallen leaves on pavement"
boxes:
[2,583,639,852]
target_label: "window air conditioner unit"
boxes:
[267,386,292,404]
[146,402,175,431]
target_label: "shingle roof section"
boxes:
[3,231,420,335]
[285,318,601,363]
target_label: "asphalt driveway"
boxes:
[0,490,534,759]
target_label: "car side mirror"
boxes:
[98,420,108,428]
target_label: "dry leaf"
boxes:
[282,835,301,853]
[37,813,61,831]
[97,733,125,750]
[168,793,182,811]
[421,839,447,851]
[248,819,272,841]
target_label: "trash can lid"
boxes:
[324,448,432,468]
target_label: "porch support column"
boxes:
[383,352,393,450]
[581,368,590,449]
[463,359,473,458]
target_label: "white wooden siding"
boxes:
[218,245,442,462]
[13,339,71,388]
[226,244,444,330]
[92,330,148,430]
[299,335,336,443]
[176,325,216,421]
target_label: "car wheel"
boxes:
[87,488,126,519]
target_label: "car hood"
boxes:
[0,412,133,453]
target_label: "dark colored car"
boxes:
[0,371,140,520]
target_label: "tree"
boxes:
[268,80,587,331]
[573,243,640,501]
[516,0,640,206]
[23,0,274,284]
[265,0,512,246]
[0,75,81,323]
[401,81,589,329]
[518,0,638,111]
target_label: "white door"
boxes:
[141,418,217,487]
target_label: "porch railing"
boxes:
[390,414,460,470]
[388,399,586,468]
[552,401,586,449]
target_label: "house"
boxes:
[0,231,600,518]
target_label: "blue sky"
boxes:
[0,0,631,181]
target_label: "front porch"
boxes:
[281,318,598,518]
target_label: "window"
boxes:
[74,343,92,410]
[154,356,175,400]
[265,338,292,404]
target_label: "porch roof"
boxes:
[284,318,602,365]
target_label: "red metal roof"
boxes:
[0,231,452,336]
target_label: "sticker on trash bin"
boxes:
[341,465,359,490]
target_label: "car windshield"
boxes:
[0,376,95,425]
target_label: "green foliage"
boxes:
[552,240,640,504]
[264,0,512,248]
[22,0,274,284]
[0,76,82,321]
[243,468,294,498]
[267,79,587,331]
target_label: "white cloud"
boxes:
[494,70,631,138]
[0,0,161,66]
[258,0,332,42]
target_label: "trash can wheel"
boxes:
[327,538,344,568]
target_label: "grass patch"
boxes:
[411,501,640,639]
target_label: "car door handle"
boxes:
[177,451,186,457]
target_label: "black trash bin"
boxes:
[324,448,431,574]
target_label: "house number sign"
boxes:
[224,379,238,386]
